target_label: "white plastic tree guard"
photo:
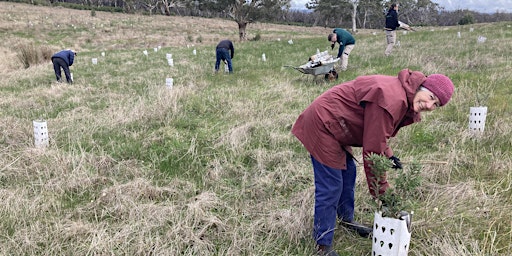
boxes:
[165,78,173,89]
[469,106,488,134]
[33,120,49,148]
[372,211,411,256]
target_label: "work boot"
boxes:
[340,220,373,238]
[316,245,339,256]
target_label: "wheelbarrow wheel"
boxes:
[324,69,338,81]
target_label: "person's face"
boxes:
[330,34,337,43]
[395,5,399,10]
[413,89,440,112]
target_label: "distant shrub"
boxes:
[196,36,203,43]
[15,43,54,69]
[91,9,96,17]
[253,33,261,41]
[458,14,474,25]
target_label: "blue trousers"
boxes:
[52,57,72,83]
[312,155,356,246]
[215,48,233,73]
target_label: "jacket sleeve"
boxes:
[337,42,345,58]
[361,102,395,197]
[69,52,75,66]
[230,44,234,59]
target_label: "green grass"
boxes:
[1,3,512,255]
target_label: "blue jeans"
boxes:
[215,48,233,73]
[312,155,356,246]
[52,57,72,83]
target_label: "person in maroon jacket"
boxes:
[291,69,454,256]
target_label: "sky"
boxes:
[289,0,512,13]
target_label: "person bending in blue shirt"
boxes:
[51,49,76,84]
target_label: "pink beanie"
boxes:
[422,74,454,106]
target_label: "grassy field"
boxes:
[1,2,512,255]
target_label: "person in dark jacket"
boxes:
[51,49,76,84]
[292,69,454,256]
[215,39,235,73]
[327,28,355,71]
[385,3,400,56]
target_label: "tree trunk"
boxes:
[351,2,358,32]
[238,21,247,41]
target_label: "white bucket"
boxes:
[33,120,49,148]
[91,58,98,65]
[166,78,173,89]
[372,211,411,256]
[469,106,487,134]
[168,58,174,66]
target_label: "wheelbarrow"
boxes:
[285,53,340,81]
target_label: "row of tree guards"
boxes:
[31,105,489,147]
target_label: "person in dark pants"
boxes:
[292,69,455,256]
[215,40,234,73]
[385,3,400,56]
[51,49,76,83]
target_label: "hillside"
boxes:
[1,2,512,255]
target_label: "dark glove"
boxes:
[389,156,402,169]
[331,43,335,50]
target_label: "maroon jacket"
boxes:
[292,69,426,196]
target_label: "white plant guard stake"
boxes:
[166,53,172,60]
[91,58,98,65]
[469,106,487,134]
[224,61,229,73]
[33,120,49,148]
[166,78,173,89]
[262,53,266,62]
[168,58,174,67]
[372,211,411,256]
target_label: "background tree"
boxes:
[306,0,351,27]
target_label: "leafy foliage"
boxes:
[366,153,422,218]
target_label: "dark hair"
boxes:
[388,3,398,12]
[327,33,334,42]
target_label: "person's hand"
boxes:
[331,43,335,50]
[389,156,402,169]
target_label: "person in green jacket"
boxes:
[327,28,356,71]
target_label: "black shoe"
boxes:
[340,220,373,238]
[316,245,339,256]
